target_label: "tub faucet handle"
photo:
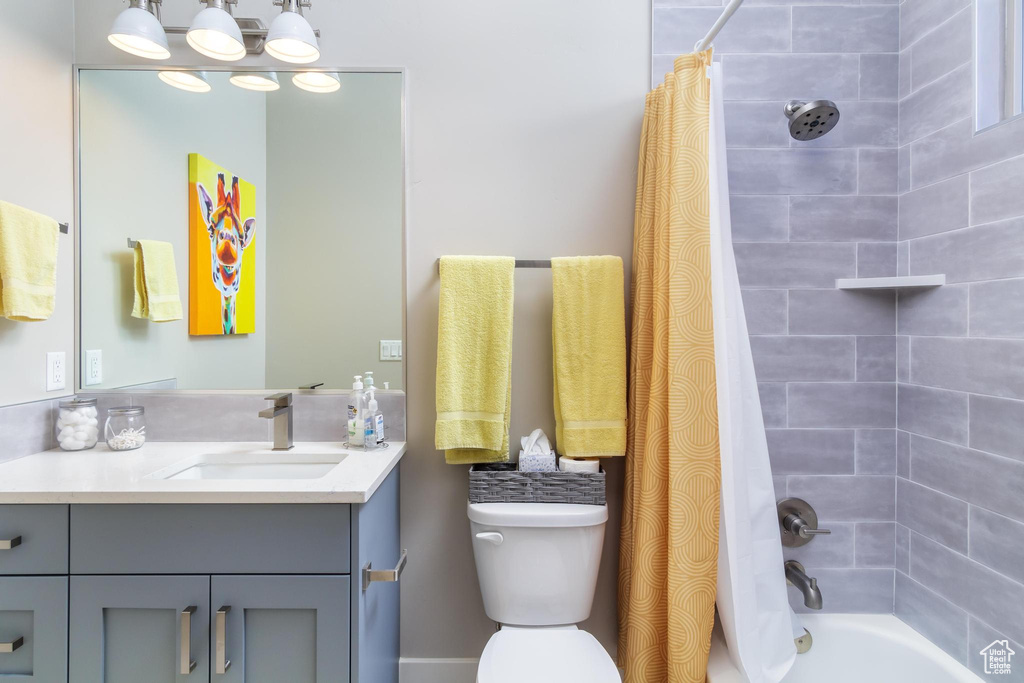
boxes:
[778,498,829,547]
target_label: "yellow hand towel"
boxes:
[435,256,515,465]
[132,240,183,322]
[0,201,59,322]
[552,256,627,457]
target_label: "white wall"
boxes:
[74,0,650,666]
[78,71,268,390]
[265,72,404,390]
[0,1,75,406]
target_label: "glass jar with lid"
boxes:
[104,406,146,451]
[56,398,100,451]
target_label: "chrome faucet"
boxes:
[259,393,294,451]
[785,561,823,610]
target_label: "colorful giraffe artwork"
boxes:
[188,154,257,336]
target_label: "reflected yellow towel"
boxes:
[435,256,515,464]
[552,256,627,457]
[132,240,183,322]
[0,201,59,322]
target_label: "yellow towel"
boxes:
[0,201,59,322]
[435,256,515,464]
[132,240,183,322]
[552,256,627,457]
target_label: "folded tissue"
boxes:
[518,428,557,472]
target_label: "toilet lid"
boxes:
[477,628,620,683]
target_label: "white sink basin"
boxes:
[145,452,348,481]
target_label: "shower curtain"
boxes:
[618,50,721,683]
[618,52,795,683]
[708,61,796,683]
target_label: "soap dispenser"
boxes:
[347,375,365,448]
[363,389,384,450]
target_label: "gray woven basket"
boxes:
[469,463,606,505]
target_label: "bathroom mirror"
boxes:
[976,0,1024,130]
[75,68,405,391]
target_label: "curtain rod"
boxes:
[694,0,745,52]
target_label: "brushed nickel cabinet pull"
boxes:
[0,536,22,550]
[362,549,408,591]
[0,637,23,653]
[215,606,232,674]
[180,606,197,674]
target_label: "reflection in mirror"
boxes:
[78,70,404,391]
[977,0,1024,130]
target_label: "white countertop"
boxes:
[0,441,406,504]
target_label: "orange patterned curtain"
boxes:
[618,50,721,683]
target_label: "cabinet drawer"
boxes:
[0,505,69,575]
[70,504,350,574]
[0,576,68,682]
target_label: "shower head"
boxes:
[784,100,840,141]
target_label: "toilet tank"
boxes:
[468,502,608,626]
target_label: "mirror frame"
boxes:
[72,64,408,395]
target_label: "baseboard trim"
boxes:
[399,657,479,683]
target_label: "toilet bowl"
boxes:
[468,502,620,683]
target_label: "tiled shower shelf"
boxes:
[835,275,946,290]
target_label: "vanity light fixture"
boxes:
[292,71,340,93]
[187,0,246,62]
[229,72,281,91]
[266,0,321,64]
[108,0,170,60]
[158,70,212,93]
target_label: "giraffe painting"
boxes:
[188,154,257,336]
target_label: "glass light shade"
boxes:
[292,72,341,93]
[108,7,170,60]
[186,7,246,61]
[229,72,280,92]
[265,11,320,64]
[158,71,212,93]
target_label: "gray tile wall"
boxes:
[654,0,900,614]
[895,1,1024,678]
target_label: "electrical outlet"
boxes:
[85,349,103,386]
[46,351,66,392]
[380,340,402,361]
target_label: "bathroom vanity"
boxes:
[0,441,405,683]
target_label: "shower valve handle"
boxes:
[783,513,831,539]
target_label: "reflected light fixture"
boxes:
[293,72,340,93]
[158,71,212,93]
[266,0,321,64]
[108,0,170,60]
[229,72,281,92]
[187,0,246,62]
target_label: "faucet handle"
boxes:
[800,527,831,537]
[264,392,293,407]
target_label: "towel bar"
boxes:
[434,258,550,273]
[59,223,68,234]
[127,238,138,249]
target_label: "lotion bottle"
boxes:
[347,376,365,448]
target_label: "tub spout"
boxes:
[785,561,823,610]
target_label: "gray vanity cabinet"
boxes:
[210,576,350,683]
[0,576,68,682]
[0,468,400,683]
[69,575,211,683]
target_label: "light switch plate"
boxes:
[85,349,103,386]
[46,351,66,391]
[379,340,402,361]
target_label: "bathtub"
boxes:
[707,614,983,683]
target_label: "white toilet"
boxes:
[468,501,620,683]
